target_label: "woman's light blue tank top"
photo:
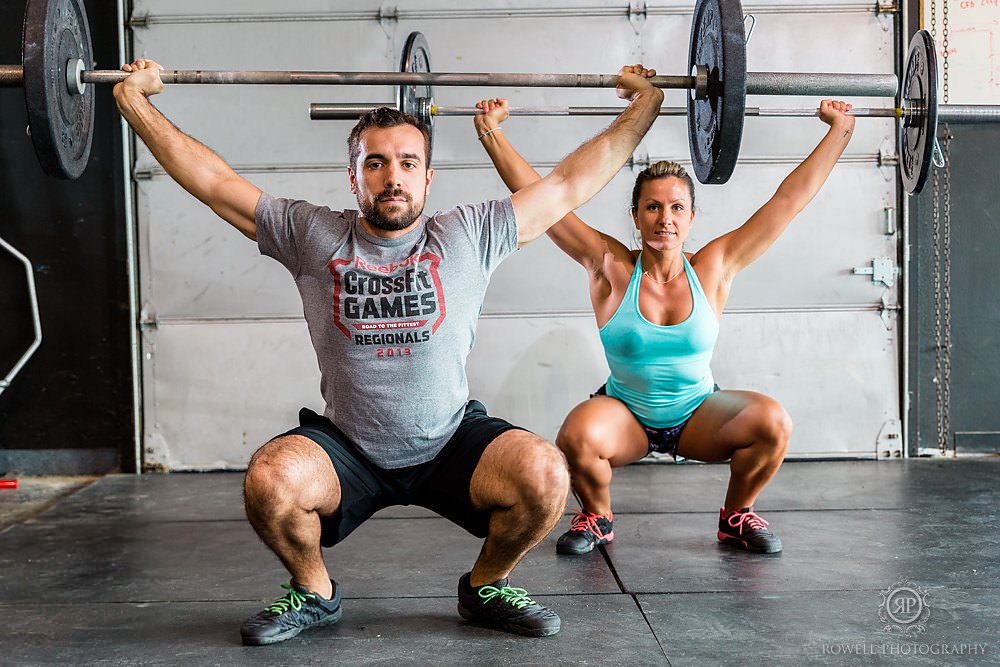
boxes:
[598,254,719,428]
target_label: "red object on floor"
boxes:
[0,479,18,489]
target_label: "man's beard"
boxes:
[359,188,424,231]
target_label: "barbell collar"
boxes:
[691,64,709,100]
[67,59,86,95]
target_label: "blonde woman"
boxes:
[475,85,854,555]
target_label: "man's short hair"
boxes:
[347,107,433,170]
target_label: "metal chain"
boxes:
[940,127,953,454]
[930,0,942,453]
[930,0,937,52]
[941,0,953,454]
[929,0,953,454]
[931,148,946,454]
[942,0,950,105]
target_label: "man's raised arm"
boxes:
[510,64,663,247]
[113,59,262,240]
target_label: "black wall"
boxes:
[0,0,132,473]
[909,124,1000,455]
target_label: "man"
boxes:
[113,58,663,645]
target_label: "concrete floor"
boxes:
[0,459,997,666]
[0,476,97,532]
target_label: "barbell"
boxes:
[3,0,899,183]
[313,29,998,195]
[0,0,993,193]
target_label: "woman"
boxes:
[474,66,854,555]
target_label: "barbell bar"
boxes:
[310,102,1000,124]
[2,0,989,194]
[0,64,900,98]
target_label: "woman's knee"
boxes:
[752,400,793,452]
[556,406,614,459]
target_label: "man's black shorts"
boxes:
[280,401,523,547]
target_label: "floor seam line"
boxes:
[630,593,673,665]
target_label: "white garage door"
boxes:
[130,0,902,469]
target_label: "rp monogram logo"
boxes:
[879,580,930,637]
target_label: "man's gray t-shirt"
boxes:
[256,193,518,468]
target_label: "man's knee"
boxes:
[245,435,334,512]
[515,438,570,511]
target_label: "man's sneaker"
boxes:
[717,507,783,554]
[556,510,614,555]
[240,580,343,646]
[457,572,561,637]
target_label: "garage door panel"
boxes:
[142,321,322,471]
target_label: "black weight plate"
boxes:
[687,0,746,184]
[899,30,938,196]
[23,0,95,180]
[397,32,434,140]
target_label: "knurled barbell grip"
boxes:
[442,105,998,121]
[442,106,904,118]
[80,69,697,89]
[1,63,901,98]
[755,107,901,118]
[75,68,899,97]
[309,103,908,120]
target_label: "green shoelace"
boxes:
[477,585,536,610]
[265,584,315,615]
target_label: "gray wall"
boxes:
[908,124,1000,455]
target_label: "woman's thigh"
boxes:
[677,390,785,462]
[558,396,650,468]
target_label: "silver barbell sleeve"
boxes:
[745,72,897,97]
[936,105,1000,124]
